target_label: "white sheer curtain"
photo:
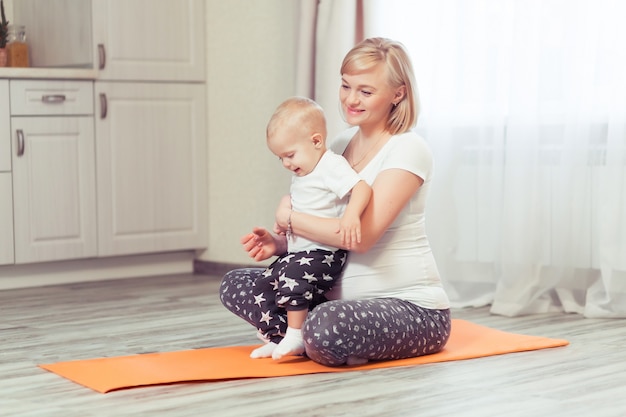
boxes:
[295,0,360,138]
[307,0,626,317]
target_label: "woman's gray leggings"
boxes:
[220,267,451,366]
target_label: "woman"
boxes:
[220,37,451,366]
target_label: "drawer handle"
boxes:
[41,94,66,103]
[100,93,108,119]
[16,129,25,157]
[98,44,106,70]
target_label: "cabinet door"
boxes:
[0,174,14,266]
[95,82,207,256]
[1,82,14,265]
[11,117,97,264]
[0,80,9,172]
[92,0,205,81]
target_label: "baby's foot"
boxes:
[272,328,304,360]
[250,342,277,359]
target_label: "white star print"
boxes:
[259,311,273,325]
[296,256,314,265]
[323,254,335,266]
[280,254,296,263]
[281,277,298,291]
[303,271,317,282]
[323,273,333,281]
[271,278,279,290]
[277,295,291,305]
[262,268,273,277]
[253,293,266,307]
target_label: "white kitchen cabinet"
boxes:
[13,0,93,68]
[0,174,14,266]
[10,81,97,264]
[0,80,10,172]
[92,0,208,256]
[1,0,207,282]
[95,81,207,256]
[92,0,205,82]
[11,117,97,264]
[1,80,14,266]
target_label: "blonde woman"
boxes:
[221,38,450,366]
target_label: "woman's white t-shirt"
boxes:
[329,127,450,310]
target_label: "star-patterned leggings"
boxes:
[220,249,346,344]
[220,267,451,366]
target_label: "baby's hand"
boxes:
[241,227,279,262]
[338,215,361,249]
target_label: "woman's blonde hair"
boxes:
[340,37,419,135]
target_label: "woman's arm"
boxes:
[277,169,423,253]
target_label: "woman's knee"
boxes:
[302,301,348,366]
[220,269,237,288]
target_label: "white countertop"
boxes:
[0,67,98,80]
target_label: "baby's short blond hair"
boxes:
[267,96,327,142]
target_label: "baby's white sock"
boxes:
[250,342,277,359]
[272,327,304,360]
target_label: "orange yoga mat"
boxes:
[39,319,568,393]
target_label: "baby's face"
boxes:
[268,129,324,177]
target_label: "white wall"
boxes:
[2,0,13,20]
[201,0,297,265]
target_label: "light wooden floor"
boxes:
[1,272,625,417]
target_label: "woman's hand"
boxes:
[240,227,287,262]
